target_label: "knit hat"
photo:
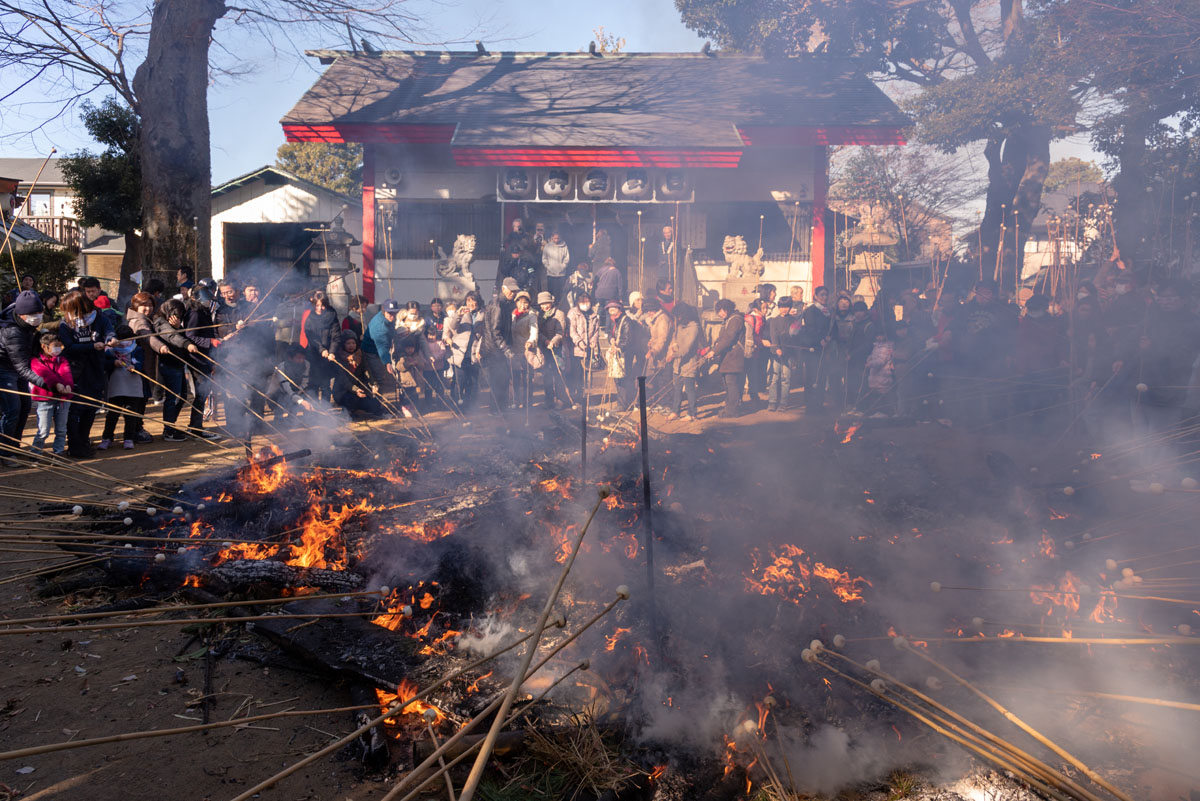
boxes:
[13,290,42,316]
[537,291,555,305]
[501,277,520,293]
[628,291,643,306]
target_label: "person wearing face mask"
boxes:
[564,261,594,311]
[566,291,600,408]
[29,332,73,456]
[57,292,116,458]
[98,325,146,451]
[0,290,52,460]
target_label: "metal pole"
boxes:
[581,350,589,482]
[636,376,659,651]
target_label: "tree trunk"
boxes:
[117,230,143,308]
[1008,123,1051,292]
[132,0,224,280]
[1111,113,1151,270]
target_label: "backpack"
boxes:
[743,313,759,359]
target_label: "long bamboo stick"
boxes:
[903,641,1135,801]
[0,702,381,762]
[226,617,566,801]
[454,490,608,801]
[380,594,624,801]
[981,685,1200,713]
[0,590,386,627]
[0,610,385,635]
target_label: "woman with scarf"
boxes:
[58,291,115,457]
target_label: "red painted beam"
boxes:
[361,144,376,303]
[811,145,829,291]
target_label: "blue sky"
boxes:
[2,0,1096,182]
[3,0,705,183]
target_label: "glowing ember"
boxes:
[376,679,445,725]
[744,545,870,605]
[390,518,460,543]
[240,445,290,494]
[604,626,631,651]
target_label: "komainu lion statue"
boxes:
[722,235,764,278]
[435,234,476,277]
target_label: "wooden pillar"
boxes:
[811,145,829,290]
[361,144,376,302]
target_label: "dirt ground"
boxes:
[0,386,1192,801]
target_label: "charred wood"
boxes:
[347,682,391,767]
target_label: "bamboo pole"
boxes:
[0,590,386,627]
[0,610,389,635]
[381,594,625,801]
[455,490,609,801]
[820,648,1104,801]
[0,701,387,762]
[902,641,1136,801]
[814,658,1071,801]
[0,148,56,284]
[0,555,111,585]
[981,685,1200,713]
[226,616,566,801]
[931,584,1200,607]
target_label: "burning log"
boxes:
[348,682,391,767]
[208,559,364,592]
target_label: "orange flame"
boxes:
[240,445,290,494]
[376,679,444,725]
[605,627,631,651]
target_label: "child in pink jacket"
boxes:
[30,332,73,455]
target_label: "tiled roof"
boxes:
[283,51,907,149]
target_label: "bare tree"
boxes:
[0,0,432,297]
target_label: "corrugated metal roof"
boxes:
[283,51,907,149]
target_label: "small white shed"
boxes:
[210,166,363,282]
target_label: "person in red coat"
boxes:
[29,332,73,455]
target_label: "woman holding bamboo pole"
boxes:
[124,292,159,443]
[58,291,115,458]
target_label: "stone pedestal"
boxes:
[436,273,478,302]
[723,278,760,312]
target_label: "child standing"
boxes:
[99,325,146,450]
[29,333,73,455]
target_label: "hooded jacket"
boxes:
[0,308,48,388]
[567,307,600,359]
[711,313,746,374]
[541,240,570,278]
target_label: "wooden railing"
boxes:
[23,216,81,249]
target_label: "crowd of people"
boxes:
[0,259,1195,464]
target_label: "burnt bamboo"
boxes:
[903,641,1135,801]
[455,491,609,801]
[227,617,565,801]
[636,377,659,652]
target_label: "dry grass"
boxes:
[498,712,641,801]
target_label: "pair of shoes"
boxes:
[766,405,778,413]
[685,414,698,422]
[163,430,188,442]
[97,439,111,451]
[123,440,134,450]
[135,431,153,444]
[665,412,679,421]
[192,430,221,441]
[778,406,790,413]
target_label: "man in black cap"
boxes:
[363,298,401,393]
[481,277,519,410]
[0,290,52,459]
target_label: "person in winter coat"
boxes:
[564,262,594,311]
[566,292,600,407]
[150,299,216,442]
[184,282,222,425]
[332,331,383,418]
[666,301,702,421]
[594,258,623,308]
[0,290,52,460]
[765,296,795,412]
[58,292,116,458]
[542,230,570,302]
[98,325,147,450]
[481,278,519,411]
[744,299,769,404]
[301,290,341,403]
[363,299,400,393]
[846,300,876,406]
[536,291,567,407]
[29,331,73,455]
[124,293,157,443]
[859,333,896,415]
[266,345,314,420]
[828,294,856,411]
[606,300,638,409]
[509,291,540,409]
[799,286,835,413]
[703,298,747,418]
[643,298,674,372]
[445,292,483,410]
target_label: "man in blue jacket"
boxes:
[362,299,400,393]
